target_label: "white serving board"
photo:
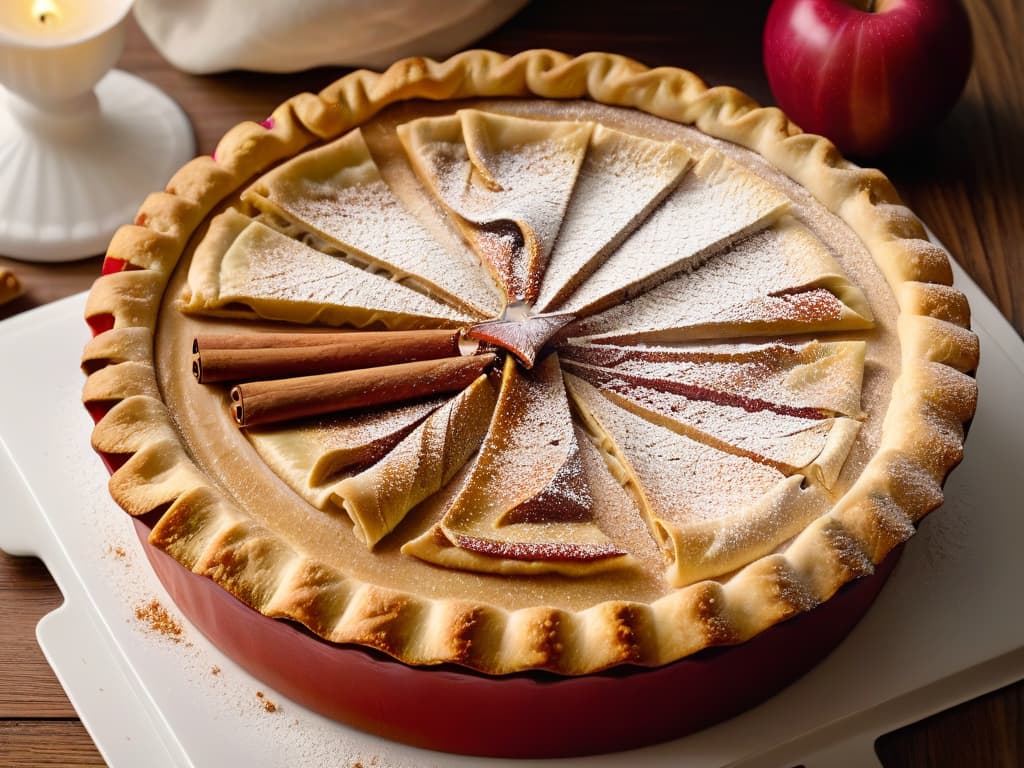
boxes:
[0,260,1022,768]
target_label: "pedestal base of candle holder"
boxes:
[0,68,194,262]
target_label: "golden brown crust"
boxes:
[82,49,978,675]
[82,327,153,374]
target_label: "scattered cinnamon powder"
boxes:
[134,598,184,643]
[256,690,279,713]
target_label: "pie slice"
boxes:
[535,125,693,311]
[179,209,471,329]
[333,374,498,547]
[557,149,791,316]
[398,109,592,303]
[246,397,447,510]
[566,373,831,587]
[574,216,874,343]
[562,357,860,489]
[404,354,631,576]
[242,128,500,317]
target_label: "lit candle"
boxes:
[0,0,190,263]
[0,0,133,111]
[32,0,67,31]
[0,0,99,43]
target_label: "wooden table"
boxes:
[1,3,1020,765]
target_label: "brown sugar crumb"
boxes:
[134,599,184,643]
[255,690,279,713]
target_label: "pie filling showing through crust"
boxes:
[83,51,978,678]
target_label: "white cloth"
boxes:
[133,0,528,74]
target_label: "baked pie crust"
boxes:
[83,50,978,682]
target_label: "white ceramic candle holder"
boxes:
[0,0,194,262]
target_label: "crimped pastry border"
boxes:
[82,49,979,675]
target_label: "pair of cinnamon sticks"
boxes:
[193,330,494,427]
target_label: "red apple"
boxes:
[763,0,973,157]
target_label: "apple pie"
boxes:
[82,50,978,743]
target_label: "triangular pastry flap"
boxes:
[563,360,861,488]
[331,374,498,548]
[246,396,447,507]
[398,110,592,303]
[180,207,252,310]
[804,417,862,490]
[574,427,662,574]
[565,372,784,523]
[180,209,470,329]
[559,149,791,315]
[242,128,497,317]
[561,340,866,418]
[448,354,594,526]
[574,216,874,342]
[535,125,693,311]
[403,354,629,576]
[565,373,830,586]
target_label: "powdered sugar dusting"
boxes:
[558,149,790,315]
[267,178,496,315]
[566,361,834,473]
[448,355,591,524]
[248,129,497,317]
[536,125,691,311]
[421,355,627,567]
[561,340,865,418]
[573,215,868,342]
[247,397,446,506]
[217,219,469,325]
[575,427,665,577]
[400,111,590,302]
[332,374,498,548]
[567,373,786,526]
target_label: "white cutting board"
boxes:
[0,260,1022,768]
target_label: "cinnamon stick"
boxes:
[192,329,463,383]
[230,353,497,427]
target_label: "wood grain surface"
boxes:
[1,2,1020,765]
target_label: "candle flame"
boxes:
[32,0,62,25]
